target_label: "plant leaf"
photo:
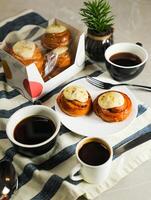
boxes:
[80,0,114,32]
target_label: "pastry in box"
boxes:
[0,18,85,102]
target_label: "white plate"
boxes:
[55,77,138,137]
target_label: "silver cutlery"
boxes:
[0,160,18,199]
[113,131,151,159]
[87,76,151,90]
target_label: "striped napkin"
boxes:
[1,10,151,200]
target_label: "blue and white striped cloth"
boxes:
[1,10,151,200]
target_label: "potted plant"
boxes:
[80,0,114,62]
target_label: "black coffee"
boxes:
[110,52,142,66]
[78,141,110,166]
[14,115,56,145]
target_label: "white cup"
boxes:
[70,137,113,184]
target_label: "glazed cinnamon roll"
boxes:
[93,91,132,122]
[57,85,92,117]
[53,46,71,68]
[44,46,71,81]
[41,22,71,49]
[6,40,45,76]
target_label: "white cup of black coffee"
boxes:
[105,42,148,81]
[6,105,60,157]
[70,137,113,184]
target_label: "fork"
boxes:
[87,76,151,90]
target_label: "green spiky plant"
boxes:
[80,0,114,34]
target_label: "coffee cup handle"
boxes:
[136,42,143,47]
[70,163,83,181]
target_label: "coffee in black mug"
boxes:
[6,105,60,157]
[105,42,148,81]
[14,115,56,145]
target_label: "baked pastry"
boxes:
[53,46,71,68]
[44,46,71,81]
[41,22,71,49]
[57,85,92,117]
[6,40,45,76]
[93,91,132,122]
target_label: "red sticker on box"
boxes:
[23,79,43,98]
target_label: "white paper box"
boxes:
[0,19,85,102]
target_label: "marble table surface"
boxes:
[0,0,151,199]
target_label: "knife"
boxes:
[113,131,151,159]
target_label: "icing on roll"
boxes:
[52,47,68,55]
[13,40,35,59]
[63,85,88,103]
[98,91,124,109]
[46,23,67,33]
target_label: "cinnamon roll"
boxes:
[41,22,71,50]
[57,85,92,117]
[6,40,45,76]
[44,46,71,81]
[93,91,132,122]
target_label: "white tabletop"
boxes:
[0,0,151,199]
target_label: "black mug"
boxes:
[6,105,60,157]
[105,42,148,81]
